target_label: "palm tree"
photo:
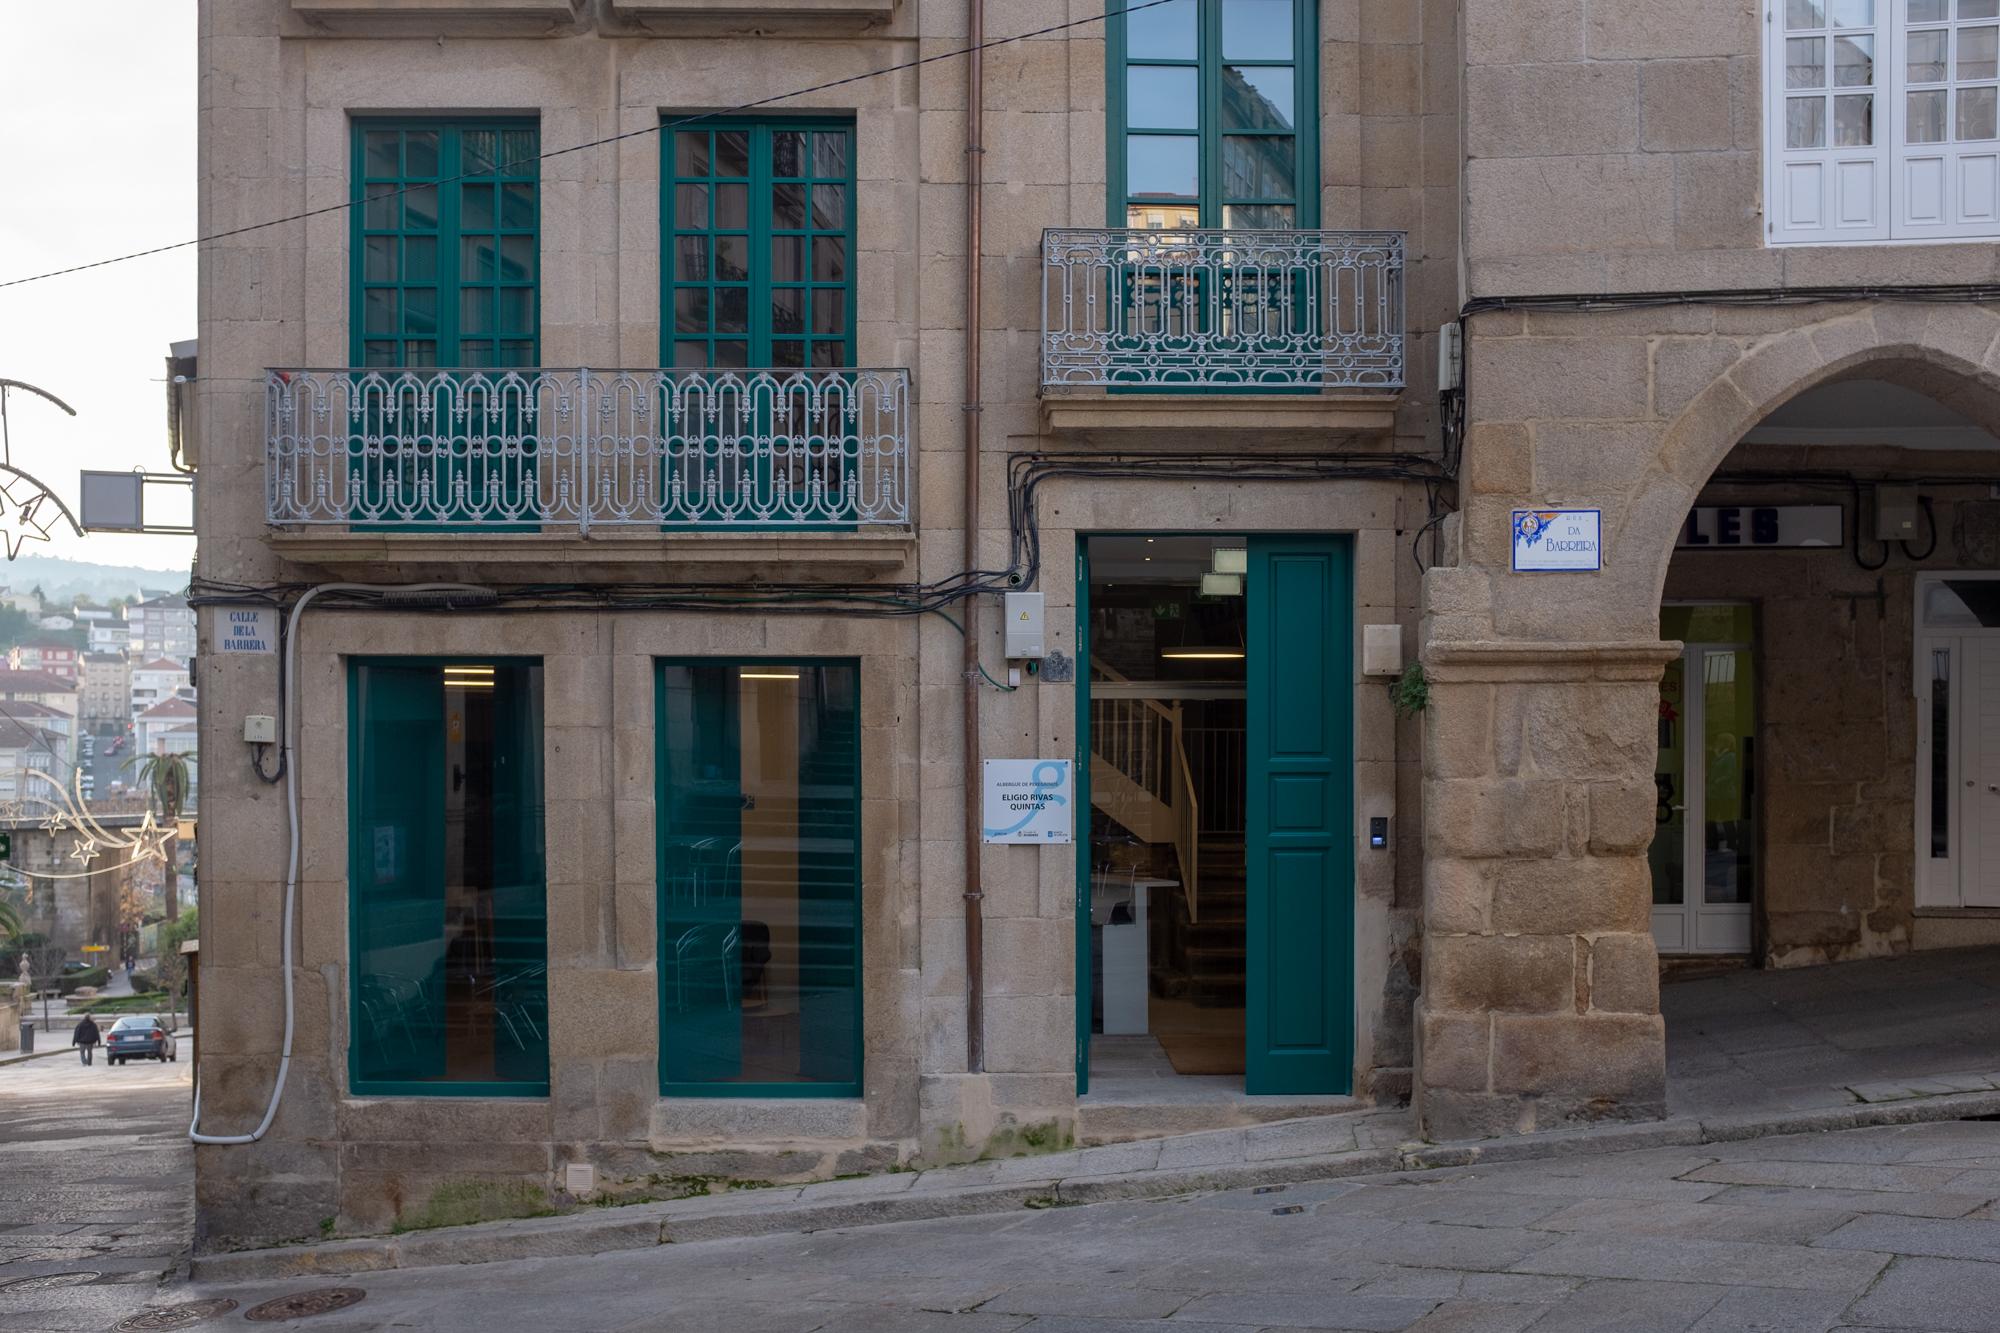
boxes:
[129,749,191,925]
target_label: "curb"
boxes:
[187,1087,2000,1285]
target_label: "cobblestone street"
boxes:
[170,1118,2000,1333]
[0,1050,193,1333]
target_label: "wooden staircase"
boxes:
[1088,659,1200,920]
[1158,840,1245,1008]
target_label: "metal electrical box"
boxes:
[1004,592,1046,659]
[1875,485,1920,541]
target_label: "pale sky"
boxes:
[0,3,196,572]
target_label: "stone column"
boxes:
[1413,639,1677,1140]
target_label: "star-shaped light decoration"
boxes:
[0,479,57,561]
[67,835,97,866]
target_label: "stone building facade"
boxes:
[189,0,2000,1249]
[1416,0,2000,1138]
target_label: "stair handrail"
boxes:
[1091,656,1199,922]
[1169,703,1200,925]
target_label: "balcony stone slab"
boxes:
[267,529,917,580]
[1038,392,1400,443]
[289,0,584,30]
[606,0,897,24]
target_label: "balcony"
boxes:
[1039,228,1405,437]
[264,367,910,566]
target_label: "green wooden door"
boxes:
[1245,536,1353,1095]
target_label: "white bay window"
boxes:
[1768,0,2000,243]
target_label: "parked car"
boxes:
[105,1015,176,1064]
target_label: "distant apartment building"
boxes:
[0,589,42,618]
[0,669,79,721]
[128,591,195,663]
[80,653,131,726]
[130,659,192,719]
[87,616,128,655]
[135,697,197,759]
[0,712,65,803]
[11,638,81,684]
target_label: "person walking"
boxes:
[72,1014,101,1066]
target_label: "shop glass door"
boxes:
[1652,606,1756,955]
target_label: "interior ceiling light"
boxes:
[741,670,801,680]
[1160,649,1245,660]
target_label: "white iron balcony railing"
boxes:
[265,367,910,532]
[1041,228,1405,391]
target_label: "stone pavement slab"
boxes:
[144,1121,2000,1333]
[0,1055,192,1333]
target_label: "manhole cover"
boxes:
[0,1271,100,1292]
[113,1299,239,1331]
[243,1288,366,1322]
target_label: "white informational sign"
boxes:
[1677,504,1842,549]
[981,759,1073,845]
[216,607,276,654]
[1511,509,1603,572]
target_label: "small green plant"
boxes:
[319,1217,336,1239]
[1391,662,1430,718]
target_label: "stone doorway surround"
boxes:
[1413,301,2000,1141]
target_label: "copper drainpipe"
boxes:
[962,0,987,1075]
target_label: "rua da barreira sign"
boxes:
[1511,509,1602,572]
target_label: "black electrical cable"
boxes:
[1852,479,1892,572]
[1904,494,1941,562]
[1464,284,2000,319]
[190,451,1452,622]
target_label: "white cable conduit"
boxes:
[189,582,495,1145]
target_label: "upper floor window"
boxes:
[664,119,856,369]
[1768,0,2000,243]
[353,120,540,366]
[1110,0,1317,229]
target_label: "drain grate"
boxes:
[0,1271,100,1292]
[243,1288,366,1322]
[112,1299,240,1331]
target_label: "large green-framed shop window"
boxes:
[348,659,548,1097]
[352,120,540,368]
[663,119,856,369]
[1109,0,1318,228]
[656,660,862,1097]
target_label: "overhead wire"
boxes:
[0,0,1184,291]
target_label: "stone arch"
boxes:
[1624,305,2000,609]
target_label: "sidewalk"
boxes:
[191,1080,2000,1283]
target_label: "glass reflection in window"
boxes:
[658,662,861,1094]
[350,660,548,1094]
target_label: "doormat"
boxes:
[1158,1030,1245,1076]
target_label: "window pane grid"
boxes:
[1116,0,1307,226]
[352,121,539,369]
[665,122,855,370]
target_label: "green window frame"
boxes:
[661,118,857,370]
[352,119,540,369]
[347,657,549,1098]
[1108,0,1319,228]
[655,659,863,1098]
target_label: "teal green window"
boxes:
[353,120,540,368]
[663,120,855,369]
[656,661,861,1096]
[1110,0,1317,227]
[349,659,548,1097]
